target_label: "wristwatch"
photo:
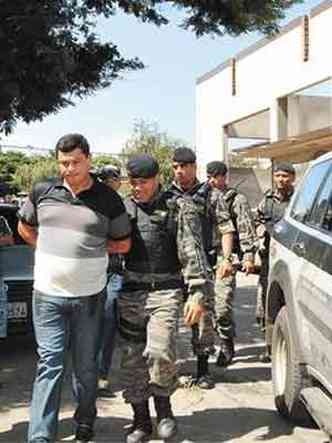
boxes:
[223,254,233,264]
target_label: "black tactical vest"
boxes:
[124,196,181,274]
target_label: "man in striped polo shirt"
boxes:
[18,134,131,443]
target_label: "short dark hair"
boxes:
[273,162,295,175]
[55,133,90,158]
[206,161,228,177]
[172,147,196,164]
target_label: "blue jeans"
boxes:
[98,273,122,378]
[28,289,106,443]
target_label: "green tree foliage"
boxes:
[123,120,184,185]
[92,154,121,171]
[0,0,301,134]
[0,151,31,193]
[0,151,56,194]
[13,155,58,192]
[172,0,302,37]
[0,1,144,135]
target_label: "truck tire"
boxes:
[272,306,312,425]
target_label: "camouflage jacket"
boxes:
[175,194,212,304]
[255,187,294,253]
[221,187,257,262]
[123,189,211,305]
[0,216,12,237]
[167,181,235,264]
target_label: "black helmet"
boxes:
[98,165,121,181]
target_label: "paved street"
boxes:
[0,274,328,442]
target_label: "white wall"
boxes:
[196,2,332,178]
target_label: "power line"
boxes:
[0,144,124,157]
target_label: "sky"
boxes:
[2,0,323,155]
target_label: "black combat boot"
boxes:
[259,345,271,363]
[154,395,177,440]
[195,354,215,389]
[256,316,266,332]
[216,338,235,368]
[75,423,94,443]
[126,401,153,443]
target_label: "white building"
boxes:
[196,0,332,179]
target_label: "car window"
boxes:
[290,160,331,223]
[307,169,332,233]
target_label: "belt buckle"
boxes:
[151,280,156,290]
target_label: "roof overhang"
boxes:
[235,126,332,163]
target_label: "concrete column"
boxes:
[270,100,279,142]
[222,125,229,165]
[270,98,288,142]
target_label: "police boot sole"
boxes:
[126,428,152,443]
[195,375,215,390]
[157,417,178,441]
[216,347,234,368]
[259,353,271,363]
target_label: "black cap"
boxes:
[0,182,10,197]
[126,154,159,178]
[273,162,295,175]
[99,165,121,180]
[172,147,196,164]
[206,161,228,176]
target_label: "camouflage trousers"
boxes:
[256,255,269,324]
[214,274,236,341]
[117,288,182,404]
[191,280,216,356]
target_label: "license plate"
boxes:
[8,302,28,320]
